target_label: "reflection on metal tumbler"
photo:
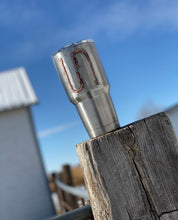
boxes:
[52,39,119,138]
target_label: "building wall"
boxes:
[165,105,178,139]
[0,107,55,220]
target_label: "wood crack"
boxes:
[128,126,159,219]
[132,157,158,218]
[159,209,178,218]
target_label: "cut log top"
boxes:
[76,113,178,220]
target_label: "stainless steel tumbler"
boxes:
[52,39,119,138]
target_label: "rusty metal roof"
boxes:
[0,67,38,112]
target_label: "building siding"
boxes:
[0,108,55,220]
[165,105,178,139]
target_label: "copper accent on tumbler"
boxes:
[52,39,119,138]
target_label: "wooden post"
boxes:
[62,165,77,209]
[51,173,67,214]
[76,113,178,220]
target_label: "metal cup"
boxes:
[52,39,119,138]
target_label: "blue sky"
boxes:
[0,0,178,173]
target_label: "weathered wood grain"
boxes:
[76,113,178,220]
[160,211,178,220]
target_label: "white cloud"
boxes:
[52,0,178,47]
[0,1,43,26]
[80,0,178,37]
[1,0,178,62]
[37,121,79,138]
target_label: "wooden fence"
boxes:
[49,165,93,220]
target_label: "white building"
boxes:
[165,104,178,139]
[0,67,55,220]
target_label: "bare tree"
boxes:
[136,100,164,120]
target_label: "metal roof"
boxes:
[0,67,38,112]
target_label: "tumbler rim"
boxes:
[53,39,94,56]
